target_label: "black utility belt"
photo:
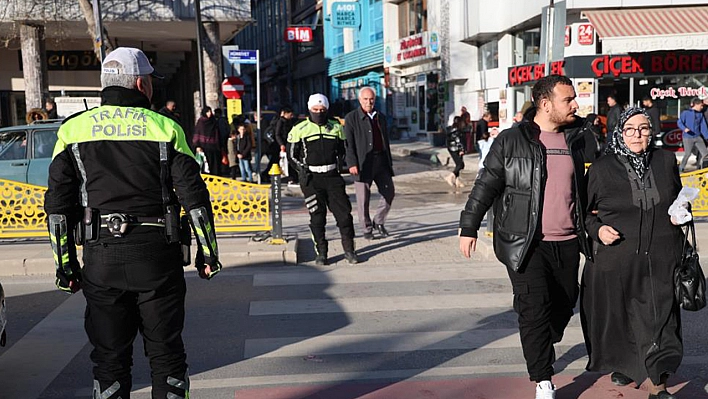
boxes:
[100,213,166,237]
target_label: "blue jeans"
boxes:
[239,158,252,182]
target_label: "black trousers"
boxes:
[300,173,355,255]
[447,149,465,177]
[82,229,189,399]
[506,238,580,382]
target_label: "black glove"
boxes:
[56,261,82,293]
[194,246,221,280]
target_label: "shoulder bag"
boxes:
[674,221,706,311]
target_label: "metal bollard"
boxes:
[269,163,286,245]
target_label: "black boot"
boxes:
[315,254,328,266]
[344,251,359,264]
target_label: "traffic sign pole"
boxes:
[256,49,261,183]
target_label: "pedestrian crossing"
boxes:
[187,261,592,395]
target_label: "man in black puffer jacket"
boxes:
[459,75,594,399]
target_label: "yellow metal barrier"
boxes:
[0,176,270,239]
[0,179,48,238]
[202,175,271,233]
[677,168,708,216]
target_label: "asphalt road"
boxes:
[1,156,707,399]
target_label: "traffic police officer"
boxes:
[288,94,358,265]
[44,47,221,399]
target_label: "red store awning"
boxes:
[584,7,708,38]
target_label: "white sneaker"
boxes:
[535,380,555,399]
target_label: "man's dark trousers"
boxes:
[82,228,188,398]
[301,172,355,255]
[505,238,580,382]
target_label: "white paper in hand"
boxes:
[668,186,699,224]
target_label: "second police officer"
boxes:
[288,94,359,266]
[44,47,221,399]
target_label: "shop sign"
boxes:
[581,51,708,79]
[650,86,708,100]
[564,26,571,47]
[508,61,565,87]
[331,2,361,28]
[578,24,594,46]
[383,32,440,68]
[284,27,313,43]
[662,129,683,147]
[590,55,643,78]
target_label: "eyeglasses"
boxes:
[621,126,652,137]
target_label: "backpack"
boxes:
[264,117,279,144]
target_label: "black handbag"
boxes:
[674,221,706,311]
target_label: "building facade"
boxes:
[324,0,385,118]
[383,0,444,139]
[447,0,708,135]
[233,0,327,115]
[0,0,250,127]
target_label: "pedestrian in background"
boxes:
[677,97,708,172]
[159,100,182,126]
[235,124,253,182]
[475,111,491,153]
[642,96,662,136]
[264,106,296,182]
[214,108,230,176]
[288,94,358,265]
[44,99,58,119]
[227,130,239,179]
[460,106,472,151]
[193,106,221,175]
[345,87,395,240]
[606,94,622,143]
[445,116,466,188]
[459,75,594,399]
[477,127,499,178]
[44,47,221,399]
[582,107,684,399]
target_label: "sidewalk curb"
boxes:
[0,237,299,277]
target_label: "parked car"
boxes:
[0,120,61,186]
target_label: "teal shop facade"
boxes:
[324,0,385,117]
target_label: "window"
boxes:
[333,28,344,55]
[514,29,541,64]
[478,40,499,70]
[369,0,383,43]
[32,129,58,159]
[398,0,426,37]
[0,131,27,160]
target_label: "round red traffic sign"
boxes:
[222,77,245,99]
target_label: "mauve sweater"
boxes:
[538,130,577,241]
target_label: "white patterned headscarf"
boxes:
[606,107,654,179]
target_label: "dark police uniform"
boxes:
[288,117,356,263]
[45,86,220,399]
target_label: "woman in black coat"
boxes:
[581,107,684,399]
[445,116,466,187]
[192,107,221,175]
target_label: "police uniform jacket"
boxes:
[287,118,346,173]
[45,86,210,222]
